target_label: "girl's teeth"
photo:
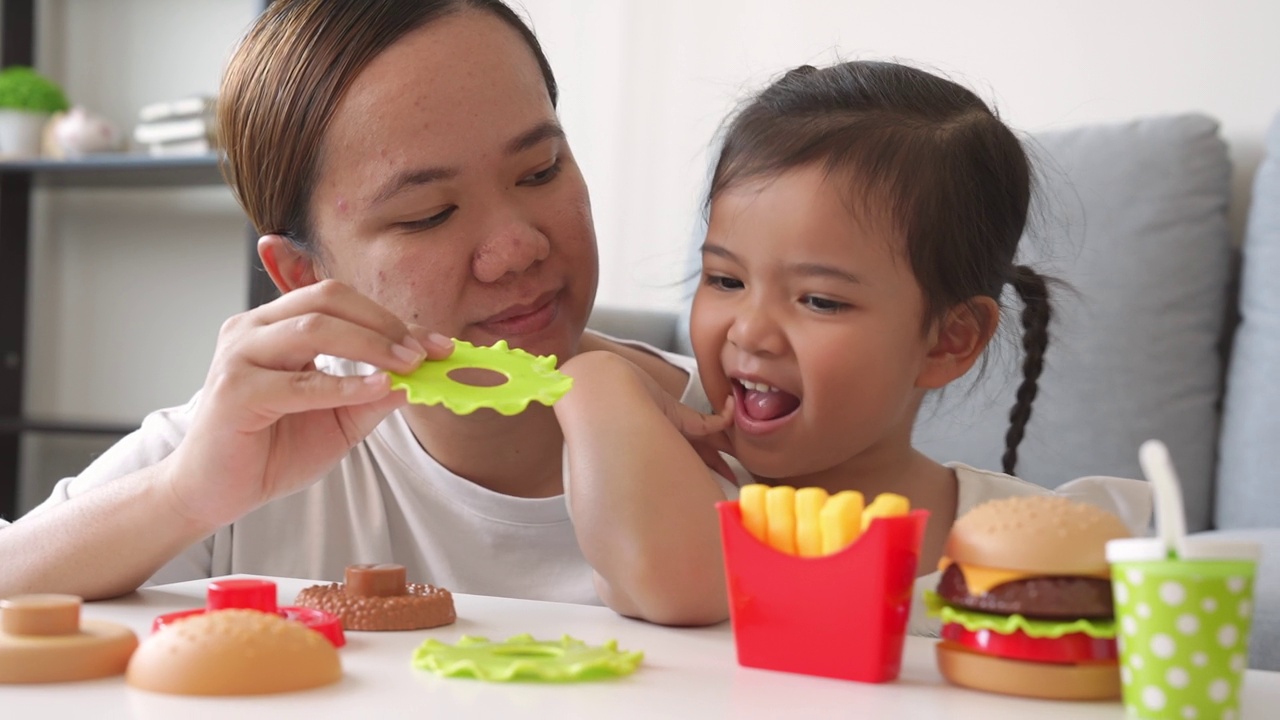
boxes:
[740,380,779,393]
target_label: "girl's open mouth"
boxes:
[732,378,800,434]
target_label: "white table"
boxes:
[3,575,1278,719]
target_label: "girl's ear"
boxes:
[258,234,322,293]
[915,297,1000,389]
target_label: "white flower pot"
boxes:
[0,109,52,158]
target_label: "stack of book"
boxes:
[132,96,217,157]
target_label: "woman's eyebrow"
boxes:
[506,121,565,155]
[369,122,566,208]
[371,166,459,206]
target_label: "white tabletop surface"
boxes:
[3,575,1278,719]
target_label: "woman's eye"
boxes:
[705,274,744,291]
[400,206,456,231]
[802,295,848,313]
[518,159,562,186]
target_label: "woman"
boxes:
[0,0,730,626]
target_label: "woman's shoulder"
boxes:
[947,462,1153,536]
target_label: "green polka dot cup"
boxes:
[1110,558,1256,720]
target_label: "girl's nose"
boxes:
[726,302,787,357]
[471,219,551,283]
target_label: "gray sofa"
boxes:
[587,112,1280,670]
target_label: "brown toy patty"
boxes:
[293,564,456,631]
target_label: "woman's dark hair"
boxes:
[708,61,1050,476]
[219,0,558,252]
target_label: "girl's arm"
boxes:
[555,350,733,626]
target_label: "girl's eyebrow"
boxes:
[787,262,863,286]
[702,243,863,285]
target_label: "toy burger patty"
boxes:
[932,495,1131,701]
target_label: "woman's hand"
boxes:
[165,279,453,530]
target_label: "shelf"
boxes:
[0,416,139,436]
[0,153,226,188]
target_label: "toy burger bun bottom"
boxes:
[126,609,341,696]
[0,594,138,684]
[936,642,1121,700]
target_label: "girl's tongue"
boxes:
[742,387,801,421]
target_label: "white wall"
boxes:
[16,0,1280,499]
[523,0,1280,309]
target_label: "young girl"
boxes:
[555,60,1151,632]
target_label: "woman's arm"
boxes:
[0,280,450,599]
[556,350,732,626]
[0,456,215,599]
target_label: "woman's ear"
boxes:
[258,234,321,293]
[915,297,1000,389]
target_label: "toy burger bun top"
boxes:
[940,495,1130,600]
[126,609,341,696]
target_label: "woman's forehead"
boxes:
[317,11,556,197]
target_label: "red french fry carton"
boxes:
[717,500,928,683]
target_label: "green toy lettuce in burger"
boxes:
[927,495,1131,700]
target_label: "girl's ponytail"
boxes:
[1002,265,1051,476]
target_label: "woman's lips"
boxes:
[475,291,560,336]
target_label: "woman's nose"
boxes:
[471,219,551,283]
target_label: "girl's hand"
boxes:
[649,389,737,484]
[164,279,453,529]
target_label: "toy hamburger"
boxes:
[930,495,1130,700]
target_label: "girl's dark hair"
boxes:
[220,0,558,252]
[708,61,1050,476]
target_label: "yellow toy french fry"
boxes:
[765,485,797,555]
[794,487,829,557]
[861,492,910,532]
[739,484,769,545]
[820,490,864,555]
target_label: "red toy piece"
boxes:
[152,578,345,648]
[717,500,928,683]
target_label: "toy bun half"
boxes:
[936,642,1120,700]
[944,495,1131,576]
[126,609,341,696]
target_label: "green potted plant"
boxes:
[0,66,70,157]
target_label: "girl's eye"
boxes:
[802,295,848,313]
[400,206,456,231]
[705,274,744,291]
[518,159,562,186]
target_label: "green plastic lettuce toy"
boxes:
[387,339,573,416]
[412,634,643,682]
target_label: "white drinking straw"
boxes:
[1138,439,1189,559]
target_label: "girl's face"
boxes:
[306,11,598,362]
[691,164,936,482]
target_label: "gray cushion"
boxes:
[1191,528,1280,671]
[912,114,1232,531]
[1215,112,1280,530]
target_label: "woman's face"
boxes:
[307,11,598,362]
[691,164,934,482]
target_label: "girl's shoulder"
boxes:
[581,329,700,405]
[946,462,1154,536]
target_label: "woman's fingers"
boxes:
[210,368,399,430]
[235,312,429,374]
